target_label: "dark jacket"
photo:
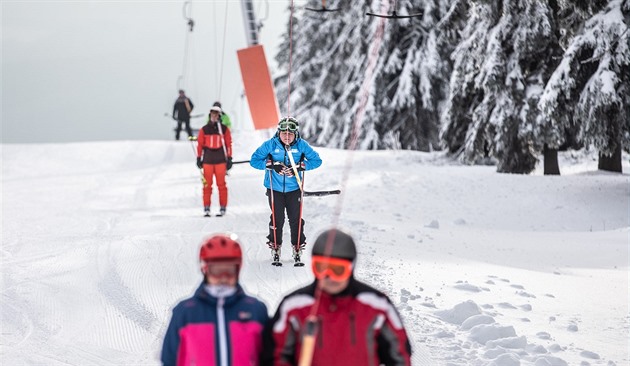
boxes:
[161,283,269,366]
[262,277,412,366]
[173,97,194,121]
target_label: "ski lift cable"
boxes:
[217,2,230,101]
[208,2,230,102]
[179,3,190,90]
[295,6,391,366]
[286,0,295,117]
[302,0,390,336]
[213,2,219,96]
[179,1,195,91]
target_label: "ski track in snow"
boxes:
[2,135,628,365]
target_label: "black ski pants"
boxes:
[266,188,305,247]
[175,118,193,140]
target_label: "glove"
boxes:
[265,154,275,170]
[281,166,294,177]
[273,163,285,174]
[196,157,203,169]
[226,157,233,171]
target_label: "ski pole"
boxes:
[189,137,207,187]
[296,171,305,252]
[268,167,278,250]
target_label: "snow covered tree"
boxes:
[273,0,457,151]
[539,0,629,173]
[440,0,562,174]
[274,1,370,148]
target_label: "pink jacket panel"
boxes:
[230,321,264,366]
[178,323,216,366]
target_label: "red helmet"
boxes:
[199,233,243,274]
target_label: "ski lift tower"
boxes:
[237,0,280,130]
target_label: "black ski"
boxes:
[303,190,341,197]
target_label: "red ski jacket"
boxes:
[262,278,412,366]
[197,122,232,164]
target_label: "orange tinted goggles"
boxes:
[311,256,353,281]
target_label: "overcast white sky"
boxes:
[2,1,300,143]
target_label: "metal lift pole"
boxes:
[240,0,259,46]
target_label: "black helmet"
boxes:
[312,228,357,261]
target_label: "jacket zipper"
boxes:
[349,312,356,345]
[217,297,228,366]
[316,317,324,348]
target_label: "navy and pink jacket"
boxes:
[161,283,269,366]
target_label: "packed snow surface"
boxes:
[2,130,628,365]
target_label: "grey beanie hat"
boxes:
[312,228,357,261]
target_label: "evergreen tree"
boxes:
[540,0,629,173]
[274,1,368,148]
[273,0,454,151]
[441,0,558,173]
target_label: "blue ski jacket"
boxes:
[161,283,269,366]
[250,136,322,192]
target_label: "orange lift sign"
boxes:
[237,45,280,130]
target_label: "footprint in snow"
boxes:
[516,290,536,298]
[453,283,483,292]
[579,350,600,360]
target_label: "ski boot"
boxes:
[292,243,306,267]
[268,242,282,266]
[203,206,211,217]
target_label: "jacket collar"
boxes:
[194,282,244,305]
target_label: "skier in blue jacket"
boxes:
[250,117,322,262]
[161,233,269,366]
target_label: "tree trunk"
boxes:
[543,145,560,175]
[598,144,622,173]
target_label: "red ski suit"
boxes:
[263,278,412,366]
[197,122,232,208]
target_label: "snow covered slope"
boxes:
[2,130,628,365]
